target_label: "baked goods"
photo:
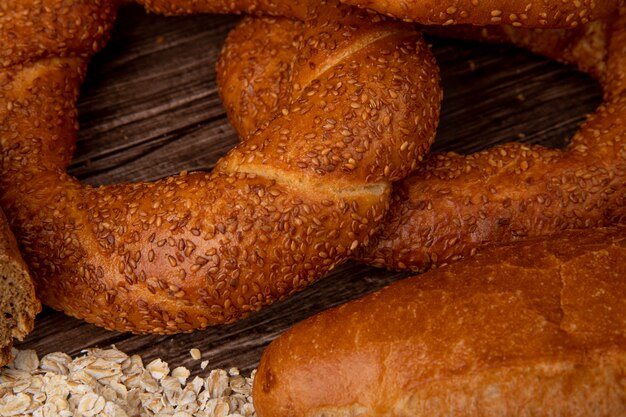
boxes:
[0,1,440,333]
[0,0,118,69]
[1,0,623,335]
[138,0,621,28]
[220,14,626,412]
[218,5,626,272]
[137,0,312,19]
[360,5,626,271]
[0,208,39,368]
[341,0,622,28]
[253,226,626,416]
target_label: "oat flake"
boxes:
[0,347,255,417]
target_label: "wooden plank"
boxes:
[16,4,603,376]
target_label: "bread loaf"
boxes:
[0,209,40,367]
[253,227,626,416]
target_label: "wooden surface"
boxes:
[17,5,602,375]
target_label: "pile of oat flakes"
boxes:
[0,348,255,416]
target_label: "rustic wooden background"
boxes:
[16,5,602,376]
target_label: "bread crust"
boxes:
[340,0,621,28]
[253,227,626,416]
[0,208,40,367]
[137,0,622,28]
[137,0,314,19]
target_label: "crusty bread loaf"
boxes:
[0,208,40,367]
[253,227,626,416]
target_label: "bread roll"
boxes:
[0,208,40,367]
[254,227,626,416]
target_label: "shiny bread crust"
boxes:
[254,227,626,416]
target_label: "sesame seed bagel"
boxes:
[217,5,626,273]
[0,1,441,333]
[341,0,623,28]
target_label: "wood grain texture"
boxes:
[16,5,602,374]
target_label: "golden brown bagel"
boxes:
[253,226,626,416]
[341,0,622,28]
[217,6,626,272]
[0,1,440,333]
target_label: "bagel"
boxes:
[217,6,626,272]
[0,1,440,333]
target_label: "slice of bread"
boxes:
[0,208,40,367]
